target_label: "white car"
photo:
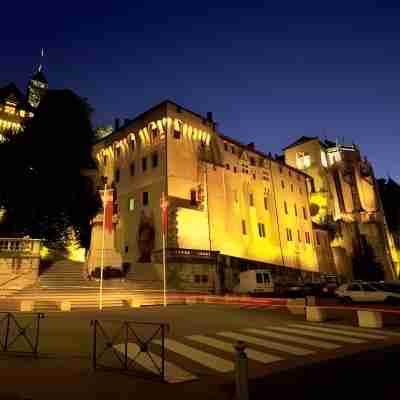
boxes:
[335,282,400,304]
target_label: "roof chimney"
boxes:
[206,112,213,122]
[114,118,120,132]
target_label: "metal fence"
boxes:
[0,312,45,357]
[91,319,169,381]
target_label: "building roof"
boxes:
[95,99,311,178]
[282,136,319,151]
[0,83,26,104]
[31,70,48,84]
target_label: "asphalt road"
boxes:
[1,304,399,399]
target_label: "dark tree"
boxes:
[352,236,384,281]
[0,90,101,249]
[378,177,400,243]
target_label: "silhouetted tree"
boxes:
[0,90,101,249]
[352,235,384,281]
[378,178,400,244]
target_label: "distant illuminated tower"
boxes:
[27,49,48,108]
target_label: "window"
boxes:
[233,166,237,173]
[253,174,256,180]
[258,223,266,238]
[294,204,298,216]
[234,190,239,203]
[201,275,208,283]
[286,228,293,241]
[281,180,285,189]
[142,191,149,206]
[130,139,135,151]
[279,166,283,173]
[303,207,307,220]
[299,187,303,195]
[130,163,135,176]
[103,155,107,166]
[128,198,135,211]
[241,220,247,235]
[152,128,158,139]
[321,151,328,167]
[305,232,311,244]
[194,275,201,283]
[316,233,320,245]
[289,170,292,177]
[152,153,158,168]
[116,147,121,158]
[298,230,301,242]
[264,197,268,210]
[291,184,294,192]
[142,157,147,172]
[249,194,254,206]
[231,146,235,154]
[296,152,311,170]
[113,202,119,214]
[263,273,271,284]
[173,129,181,139]
[284,201,288,214]
[115,169,120,183]
[256,273,263,284]
[250,157,256,166]
[125,245,129,253]
[4,105,15,114]
[224,143,228,151]
[226,164,230,170]
[190,190,197,205]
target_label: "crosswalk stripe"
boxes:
[310,323,400,337]
[216,331,314,356]
[244,328,341,350]
[267,326,365,344]
[187,334,283,364]
[114,343,197,383]
[153,338,234,373]
[289,324,386,340]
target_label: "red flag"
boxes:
[160,192,168,233]
[104,189,113,233]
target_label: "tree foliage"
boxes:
[0,90,101,249]
[377,177,400,237]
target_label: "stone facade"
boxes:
[89,101,396,292]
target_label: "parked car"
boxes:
[335,282,400,304]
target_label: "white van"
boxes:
[233,269,274,294]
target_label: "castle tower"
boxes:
[27,50,48,108]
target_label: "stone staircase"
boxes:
[0,258,172,312]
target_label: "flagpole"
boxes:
[162,193,167,308]
[99,183,106,311]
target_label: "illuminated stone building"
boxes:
[90,101,342,293]
[284,136,398,281]
[0,65,48,139]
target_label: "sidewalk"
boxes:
[1,342,398,400]
[0,354,232,400]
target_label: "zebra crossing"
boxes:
[114,322,399,383]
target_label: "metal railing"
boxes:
[0,312,45,357]
[91,319,169,381]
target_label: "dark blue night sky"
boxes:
[2,1,400,180]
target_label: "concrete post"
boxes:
[234,340,249,400]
